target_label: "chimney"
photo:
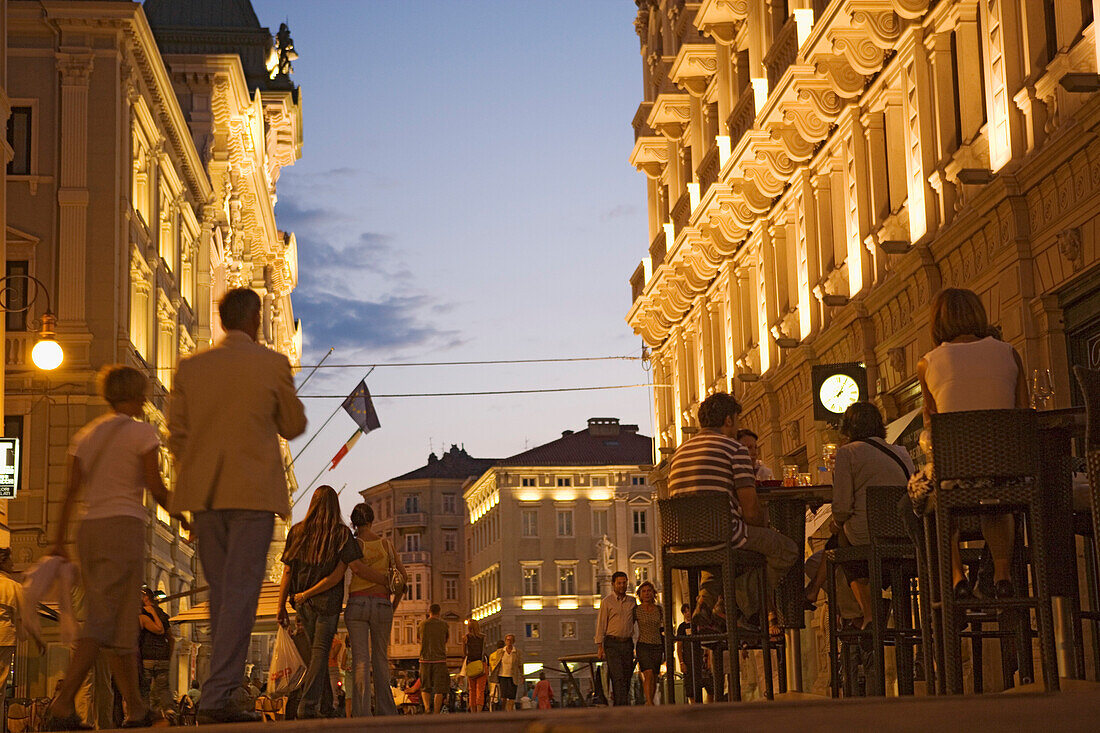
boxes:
[587,417,621,437]
[561,430,574,437]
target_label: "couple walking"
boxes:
[46,288,307,728]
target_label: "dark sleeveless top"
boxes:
[465,633,485,662]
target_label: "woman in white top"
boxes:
[917,288,1029,600]
[47,366,184,730]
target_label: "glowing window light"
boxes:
[521,597,543,611]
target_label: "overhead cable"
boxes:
[297,383,668,399]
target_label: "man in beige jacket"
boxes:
[168,288,306,723]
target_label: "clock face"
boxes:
[819,374,860,414]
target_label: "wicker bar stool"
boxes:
[823,485,921,697]
[929,409,1059,694]
[658,494,775,703]
[1074,365,1100,677]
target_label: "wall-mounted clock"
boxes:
[811,363,868,422]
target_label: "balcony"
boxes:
[649,227,667,270]
[670,190,691,235]
[399,551,431,566]
[763,16,798,91]
[5,332,30,368]
[726,86,756,150]
[394,511,427,528]
[630,263,646,304]
[632,101,655,140]
[696,143,720,198]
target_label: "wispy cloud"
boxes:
[276,199,464,362]
[600,204,636,222]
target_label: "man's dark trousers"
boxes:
[604,638,635,706]
[193,510,274,713]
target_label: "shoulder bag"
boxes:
[382,539,405,596]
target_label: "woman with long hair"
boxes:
[345,502,405,716]
[462,618,488,712]
[276,486,362,719]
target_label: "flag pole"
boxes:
[295,346,334,394]
[288,366,375,470]
[291,462,330,511]
[288,366,376,507]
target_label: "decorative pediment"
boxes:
[694,0,750,45]
[670,43,718,97]
[630,137,671,178]
[647,93,694,139]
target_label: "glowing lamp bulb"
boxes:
[32,338,64,370]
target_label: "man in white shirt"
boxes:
[736,428,774,481]
[594,571,636,706]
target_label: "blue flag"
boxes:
[341,380,381,433]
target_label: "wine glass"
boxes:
[1030,368,1054,410]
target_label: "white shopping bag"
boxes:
[267,625,306,698]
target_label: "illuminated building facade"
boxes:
[359,445,496,669]
[4,0,302,700]
[464,418,655,687]
[629,1,1100,477]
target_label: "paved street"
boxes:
[186,691,1100,732]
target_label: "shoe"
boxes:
[121,709,155,728]
[994,579,1015,599]
[42,713,92,731]
[196,708,262,724]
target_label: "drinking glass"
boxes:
[822,443,838,473]
[1030,369,1054,410]
[798,472,813,487]
[782,465,798,488]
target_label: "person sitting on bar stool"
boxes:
[668,392,799,635]
[802,402,914,626]
[903,288,1029,601]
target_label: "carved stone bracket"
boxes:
[814,54,868,98]
[1057,227,1083,270]
[647,94,693,139]
[630,137,671,179]
[768,124,817,161]
[848,6,903,49]
[694,0,750,45]
[830,30,888,76]
[670,44,719,97]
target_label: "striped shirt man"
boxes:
[667,430,756,546]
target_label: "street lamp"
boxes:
[0,274,63,371]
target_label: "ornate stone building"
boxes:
[464,418,655,695]
[4,0,302,700]
[359,446,496,671]
[628,1,1100,477]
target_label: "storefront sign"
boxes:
[0,438,20,498]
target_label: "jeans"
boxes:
[296,604,340,719]
[140,660,172,716]
[603,638,634,706]
[699,524,799,618]
[192,510,274,712]
[344,596,398,716]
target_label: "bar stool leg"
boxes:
[724,556,741,702]
[827,554,841,698]
[936,507,964,695]
[662,560,676,705]
[869,552,886,696]
[759,564,774,701]
[1027,503,1061,691]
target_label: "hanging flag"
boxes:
[329,429,362,471]
[341,379,381,433]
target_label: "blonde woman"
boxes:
[46,366,181,730]
[462,618,488,712]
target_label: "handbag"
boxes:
[465,659,485,679]
[383,539,405,595]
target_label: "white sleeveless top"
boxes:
[923,337,1018,413]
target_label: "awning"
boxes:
[885,407,923,445]
[170,581,283,624]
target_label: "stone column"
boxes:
[795,172,821,338]
[55,50,94,328]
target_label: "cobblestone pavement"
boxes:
[173,690,1100,732]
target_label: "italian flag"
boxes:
[328,429,362,471]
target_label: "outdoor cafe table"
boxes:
[760,483,833,692]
